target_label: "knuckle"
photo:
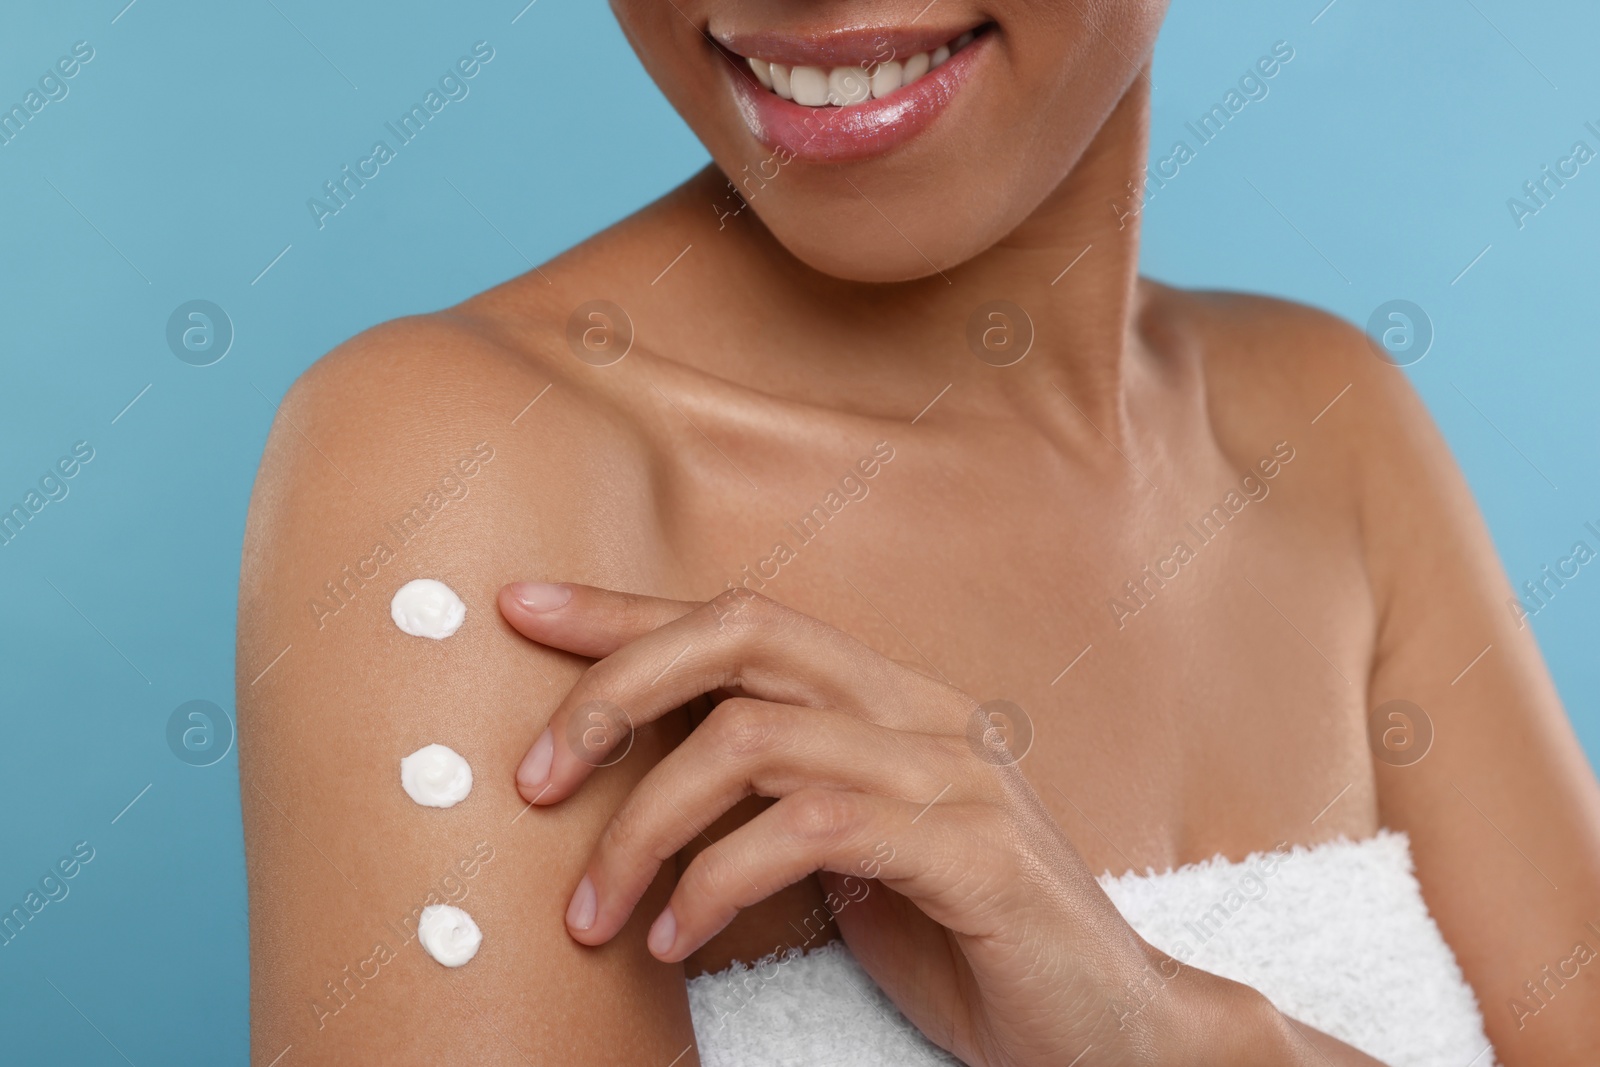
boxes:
[707,588,782,632]
[783,789,858,844]
[612,591,662,635]
[600,803,676,865]
[710,586,757,612]
[599,798,656,857]
[936,729,976,763]
[682,850,727,897]
[709,699,781,759]
[601,588,665,639]
[597,807,639,855]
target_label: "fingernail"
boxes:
[567,875,597,932]
[647,906,677,958]
[512,582,573,612]
[518,730,554,794]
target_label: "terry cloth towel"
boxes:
[685,831,1495,1067]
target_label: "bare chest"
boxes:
[657,435,1378,972]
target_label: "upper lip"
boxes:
[712,23,984,67]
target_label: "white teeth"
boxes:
[870,60,902,99]
[902,51,930,85]
[747,31,976,108]
[789,65,830,106]
[827,66,872,105]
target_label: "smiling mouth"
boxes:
[735,28,983,108]
[715,23,992,163]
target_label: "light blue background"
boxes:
[1,0,1594,1062]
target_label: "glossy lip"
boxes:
[719,30,991,165]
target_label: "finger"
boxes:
[638,787,988,963]
[498,582,699,659]
[568,699,965,945]
[504,584,904,722]
[517,589,957,804]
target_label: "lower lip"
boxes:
[723,37,987,164]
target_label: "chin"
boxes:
[748,196,998,283]
[612,1,1165,280]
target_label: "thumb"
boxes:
[497,581,699,658]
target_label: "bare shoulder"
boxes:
[240,177,710,668]
[1144,283,1449,522]
[1144,281,1497,653]
[1152,285,1418,443]
[243,301,673,614]
[243,168,714,593]
[1156,284,1600,1066]
[237,304,694,1062]
[253,300,651,506]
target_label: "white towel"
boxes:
[686,831,1495,1066]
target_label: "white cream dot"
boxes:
[417,904,482,967]
[400,744,473,808]
[391,578,466,639]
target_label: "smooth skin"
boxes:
[497,580,1381,1065]
[238,0,1600,1063]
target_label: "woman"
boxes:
[237,1,1600,1064]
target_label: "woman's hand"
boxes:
[496,582,1314,1067]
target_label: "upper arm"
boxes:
[1332,325,1600,1062]
[237,318,697,1064]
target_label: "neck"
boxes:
[671,77,1154,430]
[950,76,1153,424]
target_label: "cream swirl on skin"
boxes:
[416,904,482,967]
[390,578,467,639]
[400,743,473,808]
